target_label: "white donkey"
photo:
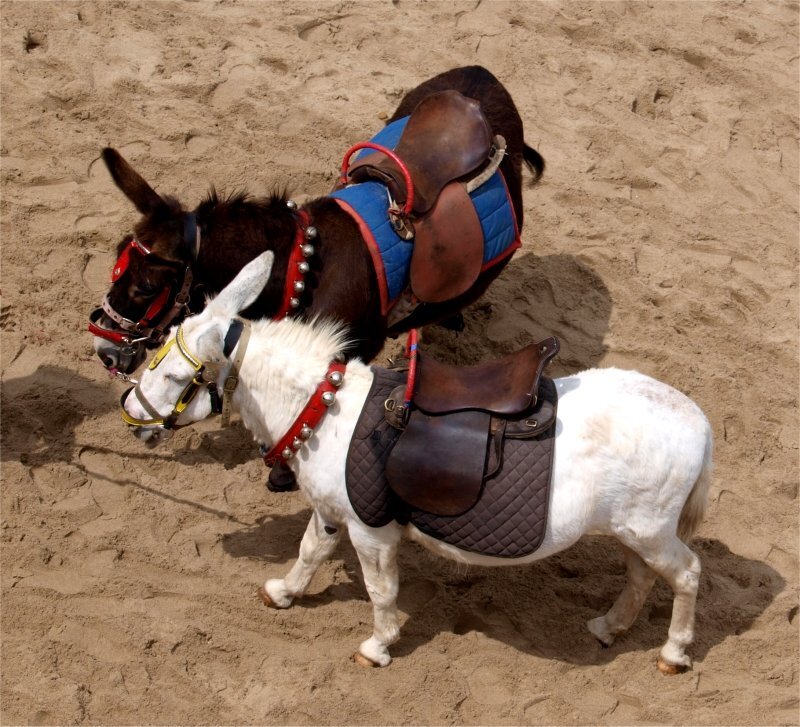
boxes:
[122,252,713,674]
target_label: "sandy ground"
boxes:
[1,1,798,724]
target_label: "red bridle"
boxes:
[89,204,317,353]
[88,238,193,349]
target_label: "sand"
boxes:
[1,1,798,724]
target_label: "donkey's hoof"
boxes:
[353,651,380,668]
[657,657,689,675]
[258,586,274,607]
[586,616,615,647]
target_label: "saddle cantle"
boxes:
[347,90,493,215]
[340,90,506,304]
[384,336,559,517]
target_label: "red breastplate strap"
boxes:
[262,360,346,467]
[276,209,314,319]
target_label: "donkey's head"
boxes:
[121,252,274,447]
[90,148,197,374]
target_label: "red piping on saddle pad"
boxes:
[330,197,391,315]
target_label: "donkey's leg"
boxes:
[587,545,657,647]
[652,539,702,674]
[261,510,341,608]
[622,535,701,673]
[349,526,402,667]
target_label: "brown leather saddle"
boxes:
[384,336,560,517]
[342,90,502,303]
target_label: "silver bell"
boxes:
[300,424,313,440]
[297,261,310,274]
[328,370,344,387]
[321,391,336,406]
[286,199,298,210]
[293,280,305,294]
[289,297,300,309]
[301,243,315,258]
[282,447,295,460]
[292,437,303,450]
[304,226,318,240]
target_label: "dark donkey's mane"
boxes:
[194,190,386,361]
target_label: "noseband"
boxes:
[88,215,200,351]
[120,322,228,431]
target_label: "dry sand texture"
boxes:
[1,1,798,724]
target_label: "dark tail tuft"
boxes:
[523,143,545,184]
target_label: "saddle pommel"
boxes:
[412,336,560,417]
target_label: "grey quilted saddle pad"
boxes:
[345,367,558,558]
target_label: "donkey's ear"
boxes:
[208,251,275,318]
[102,148,167,216]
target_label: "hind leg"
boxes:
[651,539,701,673]
[588,545,657,646]
[619,534,701,673]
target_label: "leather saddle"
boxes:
[384,336,560,517]
[344,90,500,303]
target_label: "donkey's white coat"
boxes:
[124,252,713,672]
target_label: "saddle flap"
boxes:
[385,409,490,517]
[396,90,493,215]
[409,182,484,303]
[413,336,560,416]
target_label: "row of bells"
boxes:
[280,367,345,461]
[286,199,317,312]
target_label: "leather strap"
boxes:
[262,360,346,467]
[220,319,251,427]
[276,209,313,319]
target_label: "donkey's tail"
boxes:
[522,143,545,184]
[677,423,714,543]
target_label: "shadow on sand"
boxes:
[223,508,785,669]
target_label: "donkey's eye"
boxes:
[135,283,159,296]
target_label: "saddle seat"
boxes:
[413,336,560,416]
[348,90,493,216]
[345,90,498,304]
[385,337,560,517]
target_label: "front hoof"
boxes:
[353,652,380,668]
[258,586,274,607]
[355,637,392,667]
[657,657,689,675]
[259,580,293,608]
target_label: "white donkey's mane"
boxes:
[243,315,351,368]
[202,313,354,451]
